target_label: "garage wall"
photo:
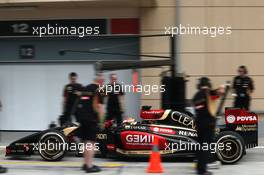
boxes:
[178,0,264,111]
[0,3,139,20]
[140,0,176,109]
[140,0,264,112]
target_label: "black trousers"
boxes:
[60,104,80,126]
[106,111,122,125]
[79,120,99,141]
[196,125,215,174]
[234,97,250,110]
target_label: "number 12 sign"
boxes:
[19,45,35,59]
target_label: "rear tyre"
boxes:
[215,131,245,164]
[38,131,67,161]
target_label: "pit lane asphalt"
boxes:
[0,150,263,175]
[0,119,263,175]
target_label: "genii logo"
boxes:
[120,131,154,150]
[126,134,154,144]
[120,131,168,150]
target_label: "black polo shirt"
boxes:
[63,83,83,105]
[233,76,254,98]
[106,83,124,113]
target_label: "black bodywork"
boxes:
[5,107,258,164]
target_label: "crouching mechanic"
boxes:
[192,77,224,175]
[76,79,104,173]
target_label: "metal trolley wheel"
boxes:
[216,131,245,164]
[38,131,67,161]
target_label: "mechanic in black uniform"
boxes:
[76,75,104,173]
[106,73,125,125]
[232,65,254,110]
[60,72,83,126]
[192,77,224,175]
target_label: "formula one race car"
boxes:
[98,106,258,164]
[6,106,258,164]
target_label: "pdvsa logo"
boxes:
[226,115,236,123]
[237,116,257,122]
[151,127,176,135]
[153,127,159,132]
[226,114,258,124]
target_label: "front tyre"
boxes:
[38,131,67,161]
[215,131,245,164]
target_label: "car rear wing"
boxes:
[140,106,166,120]
[225,108,258,148]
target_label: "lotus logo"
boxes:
[226,115,236,123]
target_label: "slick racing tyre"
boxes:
[215,131,245,164]
[38,131,67,161]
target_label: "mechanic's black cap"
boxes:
[197,77,212,89]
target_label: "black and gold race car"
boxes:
[5,105,258,164]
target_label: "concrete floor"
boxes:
[0,149,263,175]
[0,118,263,175]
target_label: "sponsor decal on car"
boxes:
[81,96,90,100]
[120,131,167,150]
[23,144,30,152]
[96,134,107,140]
[225,109,258,124]
[150,127,176,135]
[171,111,196,129]
[235,124,257,131]
[106,144,116,151]
[124,125,148,131]
[226,115,236,123]
[126,134,154,145]
[236,116,257,122]
[215,128,220,134]
[141,110,164,115]
[177,130,197,137]
[140,110,165,120]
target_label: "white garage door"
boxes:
[0,64,140,130]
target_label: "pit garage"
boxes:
[0,19,141,131]
[0,0,264,175]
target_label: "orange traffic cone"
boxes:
[146,137,163,173]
